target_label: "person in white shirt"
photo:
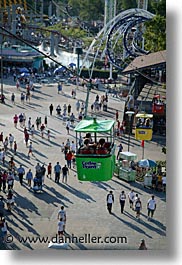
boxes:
[70,141,76,153]
[58,206,66,232]
[57,218,65,237]
[147,195,156,220]
[119,191,126,214]
[66,119,70,134]
[106,191,114,214]
[128,189,135,210]
[9,134,14,150]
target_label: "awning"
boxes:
[74,118,115,133]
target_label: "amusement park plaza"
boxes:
[0,75,166,250]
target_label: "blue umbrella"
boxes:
[19,67,29,73]
[138,159,157,168]
[20,72,30,77]
[69,63,76,68]
[54,66,66,74]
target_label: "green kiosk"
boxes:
[116,151,137,182]
[74,118,116,181]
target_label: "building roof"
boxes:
[122,50,166,74]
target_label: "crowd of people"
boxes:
[106,189,157,222]
[0,69,166,249]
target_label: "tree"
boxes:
[68,0,104,21]
[143,1,166,53]
[150,0,166,17]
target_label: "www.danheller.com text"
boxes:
[5,233,128,245]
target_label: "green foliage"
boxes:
[68,0,104,21]
[47,22,87,39]
[150,0,166,17]
[144,14,166,52]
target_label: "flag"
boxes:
[141,140,144,148]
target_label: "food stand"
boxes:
[137,159,157,188]
[115,152,137,182]
[143,171,153,187]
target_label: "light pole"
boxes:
[126,111,134,152]
[75,45,83,89]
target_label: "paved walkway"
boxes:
[0,77,166,250]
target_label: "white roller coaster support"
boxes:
[80,8,154,77]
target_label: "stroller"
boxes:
[33,176,43,193]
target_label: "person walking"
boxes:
[128,189,135,210]
[11,93,15,104]
[135,197,142,219]
[7,172,14,190]
[67,104,71,116]
[20,92,25,104]
[40,124,45,138]
[2,171,7,193]
[116,110,119,120]
[66,119,70,135]
[57,82,62,94]
[0,132,3,144]
[36,117,40,130]
[62,165,69,184]
[30,125,35,138]
[13,141,17,155]
[44,116,48,127]
[49,104,54,116]
[119,191,126,214]
[47,130,51,141]
[9,134,14,150]
[58,206,66,232]
[106,191,114,214]
[66,151,72,169]
[54,162,61,183]
[28,117,32,131]
[47,162,52,179]
[57,218,65,238]
[26,169,33,187]
[13,114,18,128]
[24,130,29,147]
[147,195,156,221]
[117,143,123,160]
[17,165,25,185]
[41,164,46,185]
[76,100,80,113]
[28,141,34,157]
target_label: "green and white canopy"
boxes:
[74,118,115,133]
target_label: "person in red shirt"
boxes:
[40,124,45,138]
[13,114,18,128]
[2,171,8,193]
[24,131,29,147]
[66,151,72,169]
[47,163,52,179]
